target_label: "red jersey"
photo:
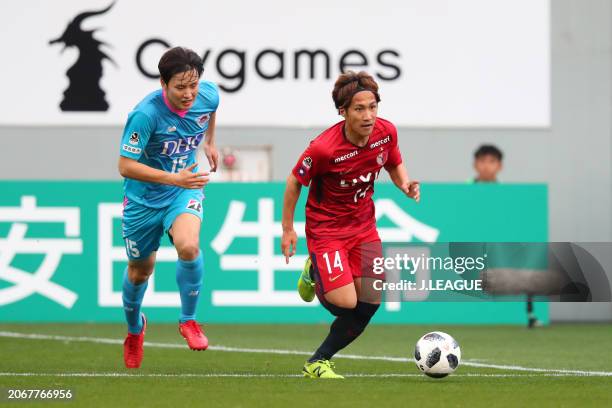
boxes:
[292,117,403,240]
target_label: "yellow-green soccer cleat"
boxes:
[297,257,316,302]
[302,360,344,379]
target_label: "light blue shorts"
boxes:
[122,189,204,260]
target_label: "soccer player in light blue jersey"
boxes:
[118,47,219,368]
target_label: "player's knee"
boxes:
[326,304,354,317]
[358,287,382,305]
[327,296,357,310]
[176,243,200,261]
[355,301,380,320]
[128,264,153,284]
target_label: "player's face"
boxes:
[474,155,502,181]
[161,69,200,110]
[342,91,378,139]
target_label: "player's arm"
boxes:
[118,156,209,189]
[281,173,302,263]
[202,112,219,172]
[119,110,209,189]
[386,163,420,202]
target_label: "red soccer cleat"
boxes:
[179,320,209,351]
[123,314,147,369]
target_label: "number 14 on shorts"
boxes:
[322,251,344,281]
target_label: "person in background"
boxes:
[472,144,541,328]
[472,144,503,183]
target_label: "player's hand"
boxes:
[203,142,219,172]
[402,181,420,202]
[173,163,210,189]
[281,228,298,264]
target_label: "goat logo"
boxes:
[49,2,116,111]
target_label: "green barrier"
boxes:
[0,182,547,323]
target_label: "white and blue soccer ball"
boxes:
[414,331,461,378]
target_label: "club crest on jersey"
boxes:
[129,132,139,145]
[187,199,202,213]
[376,151,388,166]
[302,157,312,168]
[197,113,211,128]
[161,133,204,156]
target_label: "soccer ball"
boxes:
[414,331,461,378]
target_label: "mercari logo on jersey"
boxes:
[161,133,204,156]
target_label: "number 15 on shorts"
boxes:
[125,239,140,258]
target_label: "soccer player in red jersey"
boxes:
[281,71,420,378]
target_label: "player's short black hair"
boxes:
[474,144,503,161]
[332,71,381,113]
[158,47,204,84]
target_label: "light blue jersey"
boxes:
[119,80,219,208]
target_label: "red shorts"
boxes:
[307,227,384,294]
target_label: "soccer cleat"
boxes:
[179,320,209,350]
[302,360,344,379]
[298,257,316,302]
[123,313,147,369]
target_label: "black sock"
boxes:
[309,301,380,362]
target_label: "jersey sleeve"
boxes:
[119,111,154,160]
[201,81,220,112]
[292,141,327,186]
[210,82,220,111]
[384,121,403,170]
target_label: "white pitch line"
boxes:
[0,372,608,379]
[1,331,611,377]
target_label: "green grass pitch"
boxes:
[0,323,611,407]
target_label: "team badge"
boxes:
[297,156,312,177]
[187,199,202,213]
[129,132,140,145]
[197,113,211,128]
[376,151,388,166]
